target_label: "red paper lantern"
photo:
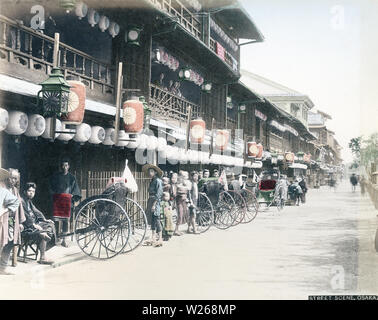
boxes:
[123,98,144,133]
[190,118,206,144]
[247,141,258,157]
[215,130,229,151]
[61,81,86,124]
[285,152,295,163]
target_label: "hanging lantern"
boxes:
[179,67,191,81]
[238,104,247,114]
[42,118,62,140]
[123,97,144,133]
[147,135,158,151]
[126,134,141,149]
[137,133,148,150]
[215,130,229,151]
[152,48,162,64]
[87,9,100,27]
[115,130,129,148]
[285,152,295,163]
[108,21,120,38]
[201,82,212,93]
[75,1,88,19]
[25,114,46,137]
[37,67,71,118]
[247,141,258,157]
[297,152,305,162]
[0,108,9,132]
[73,123,91,144]
[103,128,115,146]
[57,123,75,142]
[60,80,86,125]
[125,26,142,46]
[190,118,206,144]
[157,137,167,152]
[60,0,76,13]
[99,15,110,32]
[5,111,28,135]
[88,126,105,144]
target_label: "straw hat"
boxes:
[0,168,10,181]
[142,164,163,178]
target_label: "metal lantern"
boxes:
[37,67,71,118]
[87,9,100,27]
[179,67,191,81]
[60,80,86,125]
[0,108,9,132]
[125,26,142,46]
[123,97,144,133]
[190,118,206,144]
[88,126,105,144]
[109,22,120,38]
[73,123,91,144]
[75,1,88,19]
[60,0,76,13]
[215,130,229,151]
[5,111,28,135]
[25,114,46,137]
[297,152,305,162]
[238,104,246,114]
[99,16,110,32]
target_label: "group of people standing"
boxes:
[0,158,81,275]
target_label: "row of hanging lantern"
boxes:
[178,67,204,87]
[152,48,180,71]
[62,1,142,43]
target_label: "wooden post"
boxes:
[49,33,60,140]
[114,62,123,145]
[185,105,192,151]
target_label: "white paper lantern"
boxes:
[116,130,129,148]
[57,123,75,142]
[108,21,120,38]
[126,134,140,149]
[103,128,115,146]
[75,1,88,20]
[87,9,100,27]
[178,149,187,163]
[42,118,62,140]
[146,135,158,151]
[0,108,9,132]
[99,15,110,32]
[158,144,168,160]
[157,137,167,152]
[5,111,28,135]
[88,126,105,144]
[73,123,91,144]
[25,114,45,137]
[167,146,179,164]
[137,134,148,150]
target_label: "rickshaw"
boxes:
[257,169,286,211]
[69,162,148,260]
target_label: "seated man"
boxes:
[21,182,57,264]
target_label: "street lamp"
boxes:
[201,82,212,93]
[126,26,142,46]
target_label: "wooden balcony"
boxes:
[0,15,115,104]
[150,84,201,125]
[210,37,238,72]
[148,0,202,40]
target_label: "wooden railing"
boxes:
[150,84,201,123]
[210,37,238,72]
[148,0,202,40]
[0,15,114,96]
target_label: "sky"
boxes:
[239,0,378,163]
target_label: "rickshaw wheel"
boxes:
[74,197,131,260]
[227,190,247,226]
[240,189,259,223]
[196,193,214,233]
[122,198,147,253]
[275,186,286,212]
[213,191,236,230]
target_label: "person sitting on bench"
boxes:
[21,182,57,265]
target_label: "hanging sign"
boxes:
[255,109,267,121]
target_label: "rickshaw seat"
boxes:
[259,180,277,191]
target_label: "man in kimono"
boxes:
[49,158,81,247]
[142,164,163,247]
[22,182,57,264]
[0,168,22,275]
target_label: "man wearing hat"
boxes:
[212,169,219,178]
[142,164,164,247]
[0,168,22,275]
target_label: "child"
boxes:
[160,192,174,241]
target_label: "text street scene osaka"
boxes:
[0,0,377,301]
